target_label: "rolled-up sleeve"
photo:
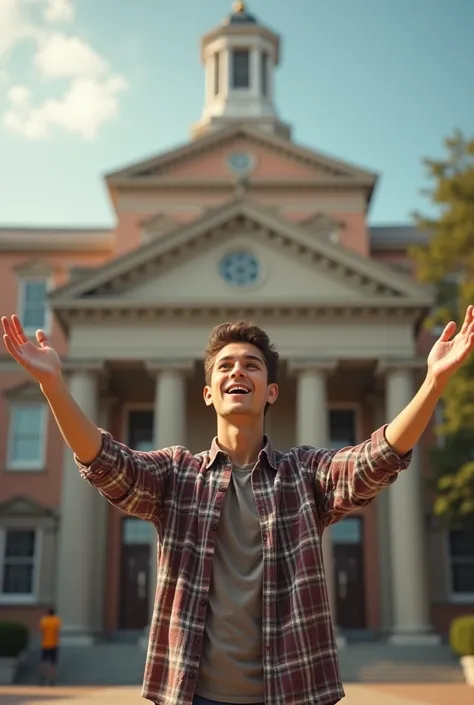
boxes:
[74,429,174,525]
[304,424,413,527]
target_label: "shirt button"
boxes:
[266,644,270,651]
[211,523,218,531]
[218,485,226,493]
[188,672,196,680]
[200,598,207,606]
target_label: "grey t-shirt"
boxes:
[196,463,264,704]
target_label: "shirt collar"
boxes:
[207,434,277,470]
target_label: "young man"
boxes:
[2,309,474,705]
[39,607,61,685]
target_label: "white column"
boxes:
[141,361,192,645]
[55,363,102,645]
[292,360,345,647]
[251,47,260,96]
[385,366,439,644]
[91,395,116,634]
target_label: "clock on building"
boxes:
[226,152,255,174]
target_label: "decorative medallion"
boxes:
[219,250,260,287]
[226,152,255,175]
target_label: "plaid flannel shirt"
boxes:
[76,424,411,705]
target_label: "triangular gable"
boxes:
[50,198,432,305]
[0,495,56,519]
[105,124,378,187]
[301,212,344,232]
[141,212,179,239]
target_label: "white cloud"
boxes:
[34,33,109,78]
[4,75,128,141]
[7,84,32,105]
[43,0,74,23]
[1,0,129,141]
[0,0,35,58]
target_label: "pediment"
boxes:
[141,212,179,240]
[106,125,378,187]
[0,495,56,519]
[50,199,433,310]
[13,258,53,277]
[3,381,44,401]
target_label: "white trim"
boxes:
[6,402,48,472]
[0,527,43,605]
[443,529,474,602]
[17,275,53,337]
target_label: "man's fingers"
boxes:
[439,321,456,341]
[36,330,49,347]
[3,334,25,364]
[460,304,474,335]
[2,317,20,348]
[12,315,29,345]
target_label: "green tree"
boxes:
[410,129,474,527]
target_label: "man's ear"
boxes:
[203,385,214,407]
[267,383,279,406]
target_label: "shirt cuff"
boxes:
[74,429,117,479]
[373,424,413,471]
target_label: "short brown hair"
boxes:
[204,321,279,385]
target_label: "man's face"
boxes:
[203,342,278,419]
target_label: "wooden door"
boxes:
[332,517,366,630]
[119,518,152,630]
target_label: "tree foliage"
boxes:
[410,130,474,526]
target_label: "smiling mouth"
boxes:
[225,387,251,395]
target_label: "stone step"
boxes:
[15,642,464,686]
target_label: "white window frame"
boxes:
[17,276,52,336]
[6,403,48,472]
[0,527,42,605]
[444,529,474,603]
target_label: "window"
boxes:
[0,529,39,602]
[448,529,474,599]
[329,409,356,450]
[18,278,49,333]
[261,51,268,96]
[127,410,154,450]
[232,49,250,89]
[214,52,220,95]
[7,404,47,470]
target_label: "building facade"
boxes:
[0,2,473,644]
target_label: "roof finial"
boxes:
[233,1,246,13]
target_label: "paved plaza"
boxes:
[0,684,472,705]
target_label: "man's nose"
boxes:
[230,364,246,377]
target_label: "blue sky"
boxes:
[1,0,473,227]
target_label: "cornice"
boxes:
[50,300,429,335]
[0,229,113,252]
[108,177,374,191]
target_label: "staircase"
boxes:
[338,643,464,683]
[16,641,463,686]
[17,642,146,686]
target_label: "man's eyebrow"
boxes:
[216,354,264,365]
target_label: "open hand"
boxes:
[427,305,474,384]
[2,315,62,387]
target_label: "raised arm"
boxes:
[310,305,474,526]
[1,315,171,523]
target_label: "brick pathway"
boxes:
[0,684,472,705]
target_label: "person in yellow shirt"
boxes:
[39,607,61,685]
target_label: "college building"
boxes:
[0,2,472,646]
